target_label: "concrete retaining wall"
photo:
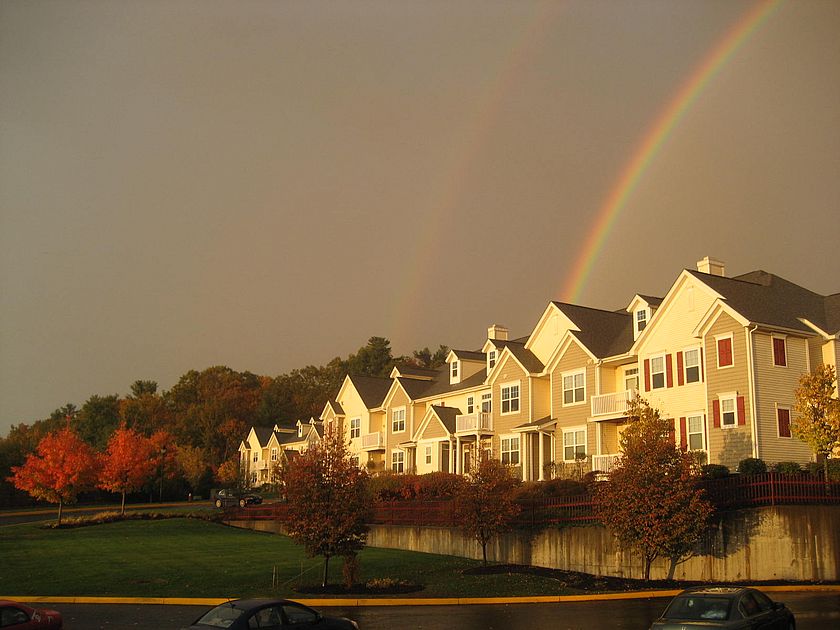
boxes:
[230,505,840,582]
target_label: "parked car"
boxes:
[185,598,358,629]
[0,599,63,628]
[650,586,795,630]
[213,488,263,509]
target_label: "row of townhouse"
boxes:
[245,257,839,484]
[239,418,322,486]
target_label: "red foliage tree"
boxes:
[98,424,156,514]
[149,430,179,502]
[281,430,370,587]
[8,426,99,525]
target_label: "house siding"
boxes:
[385,389,411,454]
[550,342,595,466]
[492,356,530,460]
[704,313,753,469]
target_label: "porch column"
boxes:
[522,434,528,481]
[538,432,545,481]
[455,436,461,475]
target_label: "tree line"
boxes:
[0,337,448,507]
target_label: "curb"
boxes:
[5,585,840,607]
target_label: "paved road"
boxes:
[55,592,840,629]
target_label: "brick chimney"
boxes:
[487,324,509,341]
[696,256,725,277]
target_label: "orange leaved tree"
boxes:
[8,426,99,525]
[98,424,156,514]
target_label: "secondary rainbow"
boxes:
[561,0,784,304]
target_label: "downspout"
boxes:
[746,324,760,459]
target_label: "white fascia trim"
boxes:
[798,318,837,340]
[543,331,597,375]
[414,382,488,405]
[693,299,750,339]
[524,302,579,351]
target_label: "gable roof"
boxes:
[390,364,439,380]
[429,405,460,433]
[419,367,488,398]
[450,349,486,362]
[688,269,837,334]
[347,374,393,408]
[552,302,634,358]
[504,341,545,373]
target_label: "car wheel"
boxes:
[239,498,247,508]
[215,499,223,508]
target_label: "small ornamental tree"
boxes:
[99,424,156,515]
[8,426,99,525]
[177,445,209,495]
[453,456,521,566]
[281,430,370,587]
[594,397,713,580]
[216,455,249,495]
[793,364,840,484]
[149,430,179,502]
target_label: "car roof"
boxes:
[224,598,298,612]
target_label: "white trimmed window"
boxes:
[392,407,406,433]
[488,350,497,371]
[500,382,520,414]
[466,396,475,414]
[650,354,666,389]
[684,347,701,384]
[451,361,459,381]
[635,309,648,334]
[350,455,360,468]
[297,424,303,438]
[687,414,705,450]
[391,450,404,473]
[624,367,639,392]
[720,395,737,428]
[425,445,432,465]
[562,370,586,405]
[350,417,361,439]
[253,452,259,463]
[500,435,520,466]
[481,392,492,413]
[271,448,278,461]
[563,427,586,462]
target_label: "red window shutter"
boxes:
[668,418,676,445]
[777,408,791,437]
[666,353,674,388]
[713,400,721,428]
[676,352,684,386]
[773,338,787,366]
[644,359,651,392]
[737,396,746,425]
[679,417,687,449]
[718,337,733,367]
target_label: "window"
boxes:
[717,335,733,368]
[563,428,586,461]
[451,361,459,380]
[271,448,278,461]
[500,436,520,465]
[350,417,360,439]
[777,407,792,438]
[425,445,432,465]
[500,383,520,414]
[481,392,492,413]
[772,337,787,367]
[684,348,701,383]
[282,603,320,625]
[636,309,647,333]
[650,355,666,389]
[720,395,737,428]
[687,414,705,450]
[350,455,359,468]
[562,370,586,405]
[297,424,303,438]
[488,350,497,370]
[253,452,259,463]
[624,367,639,392]
[466,396,474,414]
[392,408,406,433]
[391,450,404,473]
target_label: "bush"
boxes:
[773,461,802,475]
[737,458,767,475]
[512,478,587,502]
[368,472,465,502]
[807,460,840,481]
[701,464,730,479]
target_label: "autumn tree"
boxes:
[75,394,121,449]
[594,397,713,580]
[149,430,178,501]
[216,455,249,497]
[8,426,99,525]
[281,430,370,587]
[793,364,840,482]
[98,425,156,514]
[120,380,171,436]
[177,445,210,496]
[453,456,521,566]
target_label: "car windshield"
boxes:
[194,604,245,628]
[665,595,733,621]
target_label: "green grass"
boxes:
[0,518,568,599]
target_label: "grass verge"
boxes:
[0,517,576,599]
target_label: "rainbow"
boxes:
[561,0,784,304]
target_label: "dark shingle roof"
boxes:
[689,269,836,334]
[396,376,436,400]
[552,302,634,358]
[452,349,486,362]
[504,342,545,373]
[420,368,488,398]
[392,364,439,379]
[348,375,393,408]
[430,405,460,433]
[637,294,664,307]
[252,426,274,447]
[327,399,344,415]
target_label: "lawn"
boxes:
[0,516,571,599]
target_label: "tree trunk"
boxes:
[825,458,832,496]
[643,556,652,581]
[666,556,678,581]
[322,555,330,588]
[121,491,126,515]
[482,541,488,567]
[57,500,63,527]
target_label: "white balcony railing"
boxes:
[591,388,637,417]
[361,431,385,450]
[591,453,622,474]
[455,412,492,433]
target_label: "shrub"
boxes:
[701,464,730,479]
[737,458,767,475]
[773,461,802,475]
[511,478,587,502]
[807,460,840,480]
[369,471,465,502]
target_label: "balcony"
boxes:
[361,431,385,450]
[591,388,637,418]
[455,412,493,434]
[591,453,622,474]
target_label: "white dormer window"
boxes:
[297,424,303,438]
[636,309,648,334]
[450,360,460,383]
[488,350,497,371]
